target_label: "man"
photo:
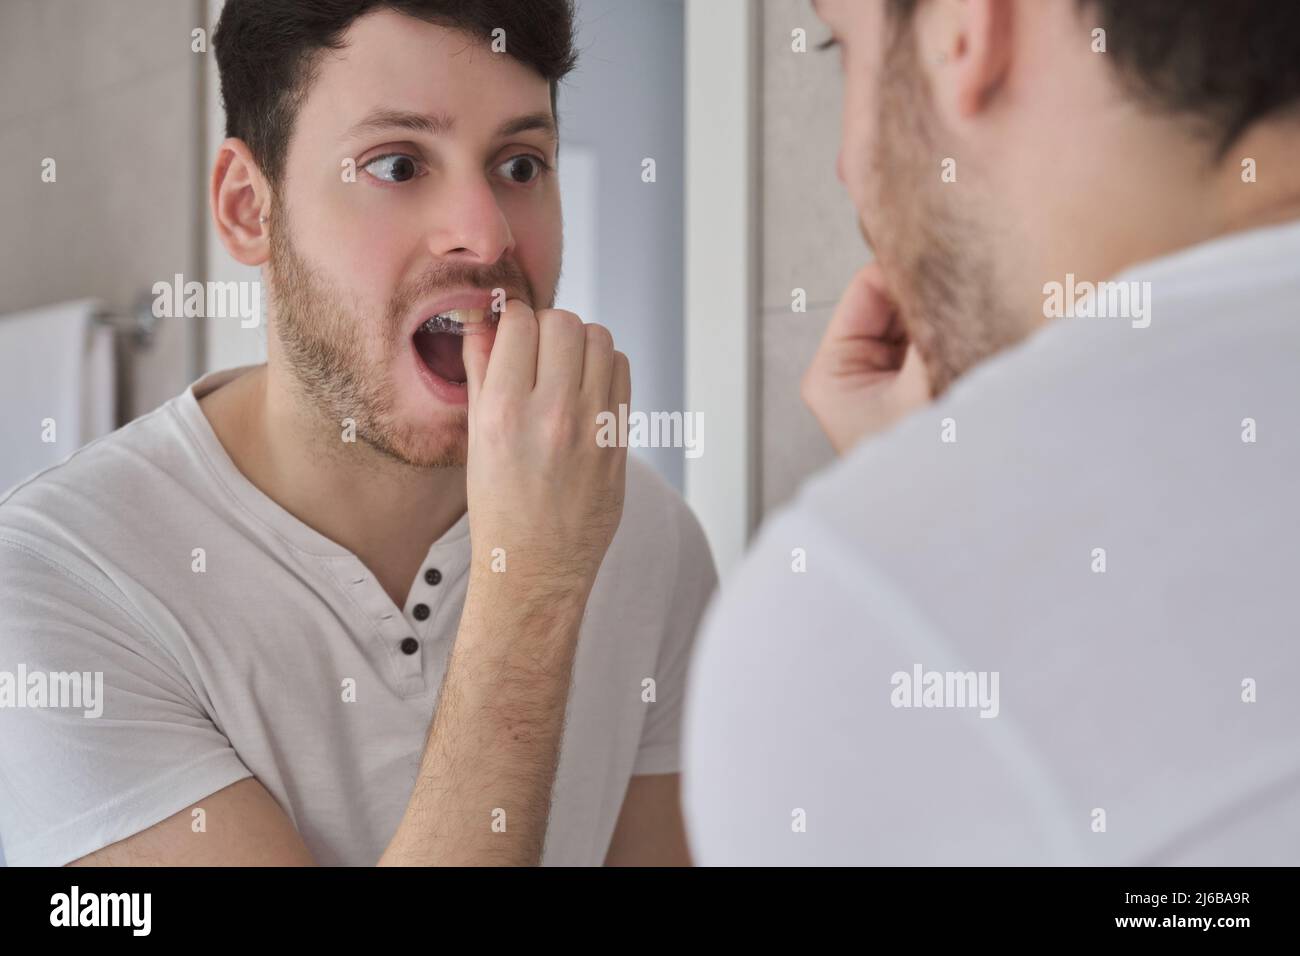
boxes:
[0,0,715,866]
[684,0,1300,864]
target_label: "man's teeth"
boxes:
[420,308,488,334]
[438,307,486,325]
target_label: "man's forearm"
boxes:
[378,568,588,866]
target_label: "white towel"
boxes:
[0,299,116,495]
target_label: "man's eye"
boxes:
[495,155,546,185]
[364,154,422,183]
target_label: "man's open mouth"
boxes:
[411,308,492,385]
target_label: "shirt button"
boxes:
[412,603,430,621]
[400,637,419,655]
[425,568,442,585]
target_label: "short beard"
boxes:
[871,21,1016,396]
[266,200,532,469]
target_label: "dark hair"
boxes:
[214,0,577,185]
[888,0,1300,155]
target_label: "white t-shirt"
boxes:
[0,365,716,866]
[683,218,1300,865]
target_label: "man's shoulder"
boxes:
[792,358,1057,549]
[711,326,1121,640]
[774,310,1174,564]
[0,400,191,573]
[619,455,705,554]
[598,455,716,600]
[723,278,1300,632]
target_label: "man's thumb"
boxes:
[829,262,896,341]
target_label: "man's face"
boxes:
[816,0,1016,395]
[269,10,561,467]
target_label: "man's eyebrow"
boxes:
[340,108,557,142]
[341,108,454,140]
[496,111,557,141]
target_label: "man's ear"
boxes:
[210,138,273,266]
[921,0,1014,119]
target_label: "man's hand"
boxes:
[801,263,931,454]
[462,301,630,605]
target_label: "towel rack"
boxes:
[92,293,159,350]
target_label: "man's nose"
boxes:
[425,172,514,264]
[836,148,846,187]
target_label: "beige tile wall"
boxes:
[758,0,870,516]
[0,0,207,421]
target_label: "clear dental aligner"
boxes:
[418,307,498,336]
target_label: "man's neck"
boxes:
[198,363,468,608]
[1012,120,1300,317]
